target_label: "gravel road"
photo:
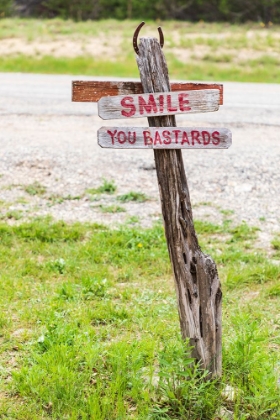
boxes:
[0,73,279,247]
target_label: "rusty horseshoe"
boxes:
[133,21,164,55]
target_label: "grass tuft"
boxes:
[117,191,149,203]
[265,283,280,298]
[86,179,117,195]
[98,204,126,213]
[23,181,46,196]
[225,262,280,289]
[271,235,280,255]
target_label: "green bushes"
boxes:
[9,0,280,23]
[0,0,12,16]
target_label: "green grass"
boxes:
[0,209,24,220]
[2,53,280,83]
[47,194,82,205]
[23,181,46,196]
[117,191,149,203]
[272,234,280,258]
[0,54,140,77]
[0,216,279,418]
[98,204,126,213]
[86,179,117,195]
[1,18,280,82]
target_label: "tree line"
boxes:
[2,0,280,23]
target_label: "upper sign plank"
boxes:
[72,81,223,105]
[98,89,220,120]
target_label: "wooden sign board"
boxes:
[98,89,219,120]
[98,127,232,149]
[72,81,224,105]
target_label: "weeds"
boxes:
[151,340,219,419]
[223,312,279,418]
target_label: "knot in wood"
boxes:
[190,261,197,274]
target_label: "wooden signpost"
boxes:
[72,23,232,378]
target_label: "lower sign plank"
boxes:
[98,89,219,120]
[98,127,232,149]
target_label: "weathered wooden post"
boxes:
[72,23,232,377]
[136,35,222,376]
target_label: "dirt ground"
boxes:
[0,73,280,253]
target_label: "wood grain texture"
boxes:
[98,89,219,120]
[136,37,222,377]
[98,126,232,149]
[72,80,224,105]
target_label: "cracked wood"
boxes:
[136,37,222,377]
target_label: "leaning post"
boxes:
[136,36,222,377]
